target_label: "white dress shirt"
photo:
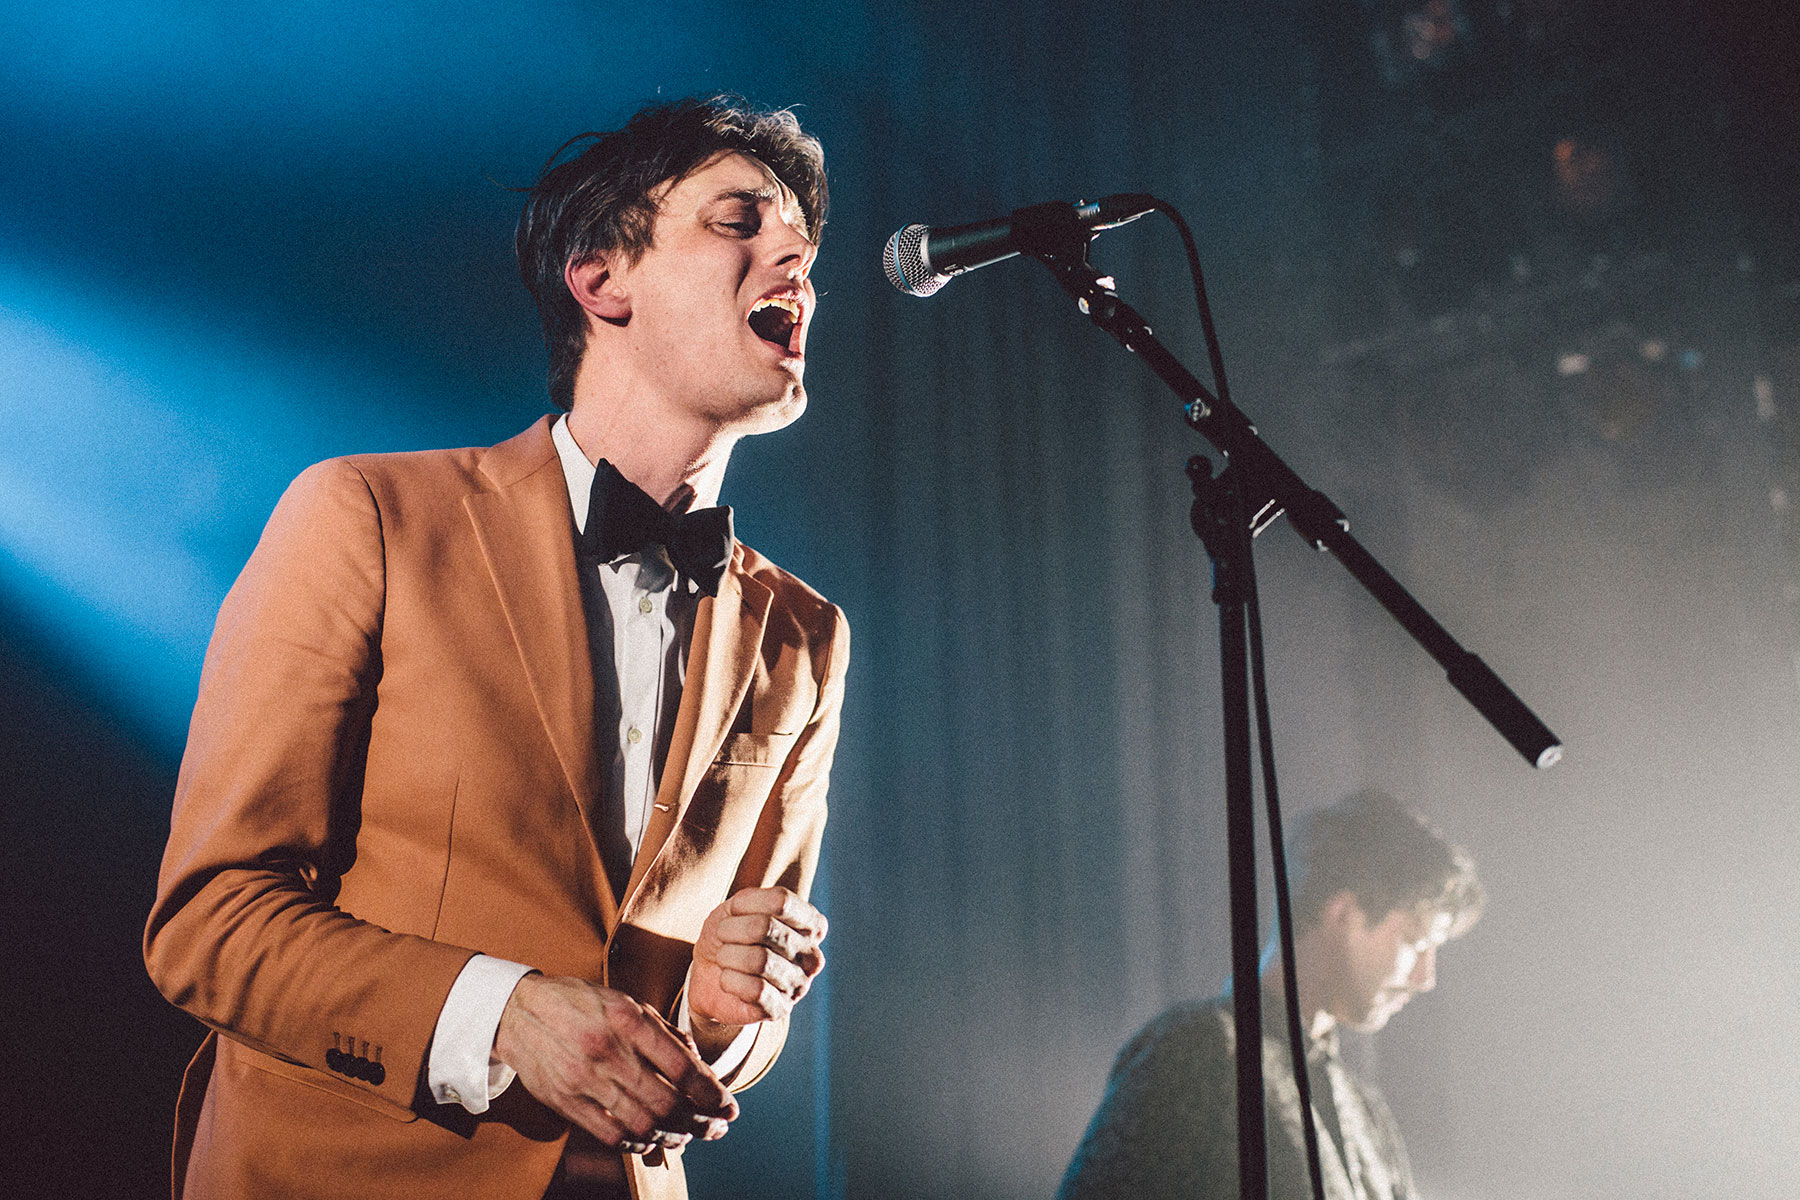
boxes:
[425,414,751,1114]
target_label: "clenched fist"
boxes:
[687,887,827,1053]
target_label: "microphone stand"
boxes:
[1003,202,1562,1200]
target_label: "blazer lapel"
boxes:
[463,419,619,926]
[621,552,773,911]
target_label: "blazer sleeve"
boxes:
[715,598,850,1092]
[143,458,477,1117]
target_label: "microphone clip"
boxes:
[1006,199,1104,265]
[1012,205,1126,331]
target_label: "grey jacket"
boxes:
[1058,997,1417,1200]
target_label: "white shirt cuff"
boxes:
[677,986,758,1079]
[428,954,536,1113]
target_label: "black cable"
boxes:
[1150,200,1233,412]
[1244,524,1328,1200]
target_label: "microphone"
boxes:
[883,193,1157,297]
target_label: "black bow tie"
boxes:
[578,459,735,597]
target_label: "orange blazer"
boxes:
[144,417,848,1200]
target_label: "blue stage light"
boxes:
[0,257,446,751]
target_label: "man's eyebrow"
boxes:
[706,186,811,238]
[708,187,781,206]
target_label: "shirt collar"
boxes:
[551,413,597,534]
[1306,1021,1342,1065]
[553,414,692,591]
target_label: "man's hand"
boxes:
[687,887,827,1052]
[493,973,738,1156]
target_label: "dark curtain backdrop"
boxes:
[3,1,1797,1197]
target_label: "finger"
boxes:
[714,914,820,962]
[590,1057,726,1148]
[792,942,825,981]
[640,1045,734,1120]
[608,1069,725,1144]
[695,985,772,1027]
[641,1122,694,1152]
[716,970,797,1020]
[594,1074,692,1147]
[711,943,810,995]
[601,1114,690,1156]
[727,887,828,939]
[627,1014,738,1118]
[595,1039,684,1109]
[569,1097,640,1153]
[595,1124,681,1158]
[590,1011,694,1112]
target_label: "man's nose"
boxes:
[1410,944,1438,992]
[768,220,817,277]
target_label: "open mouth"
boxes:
[747,294,802,353]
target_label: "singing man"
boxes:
[145,96,847,1200]
[1059,791,1484,1200]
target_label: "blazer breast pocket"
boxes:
[684,733,797,835]
[712,731,793,768]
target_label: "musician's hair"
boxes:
[1288,790,1484,936]
[515,96,827,411]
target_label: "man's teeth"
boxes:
[751,296,800,318]
[747,296,800,347]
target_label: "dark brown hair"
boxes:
[1288,790,1484,937]
[515,96,828,411]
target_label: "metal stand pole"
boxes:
[1190,454,1269,1200]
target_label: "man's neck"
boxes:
[1259,955,1337,1041]
[564,393,737,511]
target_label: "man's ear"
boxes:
[1319,889,1366,932]
[565,255,631,323]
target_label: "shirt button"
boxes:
[627,726,643,745]
[638,595,654,614]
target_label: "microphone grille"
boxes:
[883,224,948,297]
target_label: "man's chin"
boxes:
[734,385,808,435]
[1354,998,1410,1033]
